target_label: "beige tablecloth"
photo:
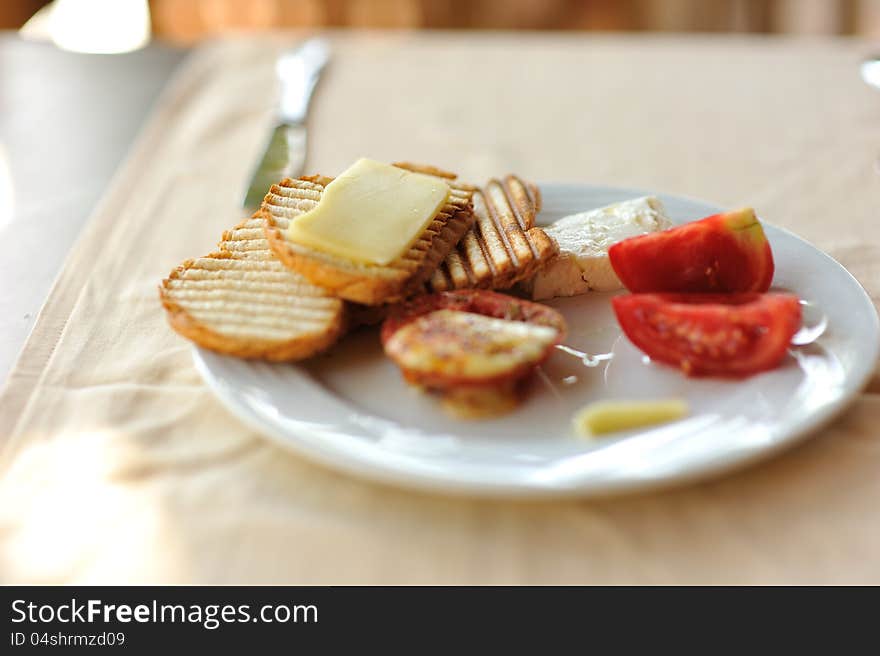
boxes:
[2,33,879,584]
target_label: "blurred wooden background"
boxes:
[149,0,880,38]
[6,0,880,38]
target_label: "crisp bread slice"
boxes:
[160,213,346,361]
[427,175,557,293]
[263,165,475,306]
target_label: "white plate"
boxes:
[193,184,879,498]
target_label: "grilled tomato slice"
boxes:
[612,293,801,377]
[381,290,567,391]
[608,207,774,293]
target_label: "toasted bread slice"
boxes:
[427,175,557,293]
[263,165,475,306]
[160,213,346,361]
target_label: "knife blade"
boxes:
[242,38,330,212]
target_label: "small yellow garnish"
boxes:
[574,399,689,436]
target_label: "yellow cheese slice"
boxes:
[287,158,450,265]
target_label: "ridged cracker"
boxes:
[160,213,346,361]
[262,164,475,305]
[427,175,557,292]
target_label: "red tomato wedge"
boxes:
[608,208,774,293]
[612,293,801,377]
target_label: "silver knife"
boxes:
[242,38,330,212]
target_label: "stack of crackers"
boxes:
[160,163,558,361]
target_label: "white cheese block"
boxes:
[524,196,672,299]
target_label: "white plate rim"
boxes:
[192,183,880,498]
